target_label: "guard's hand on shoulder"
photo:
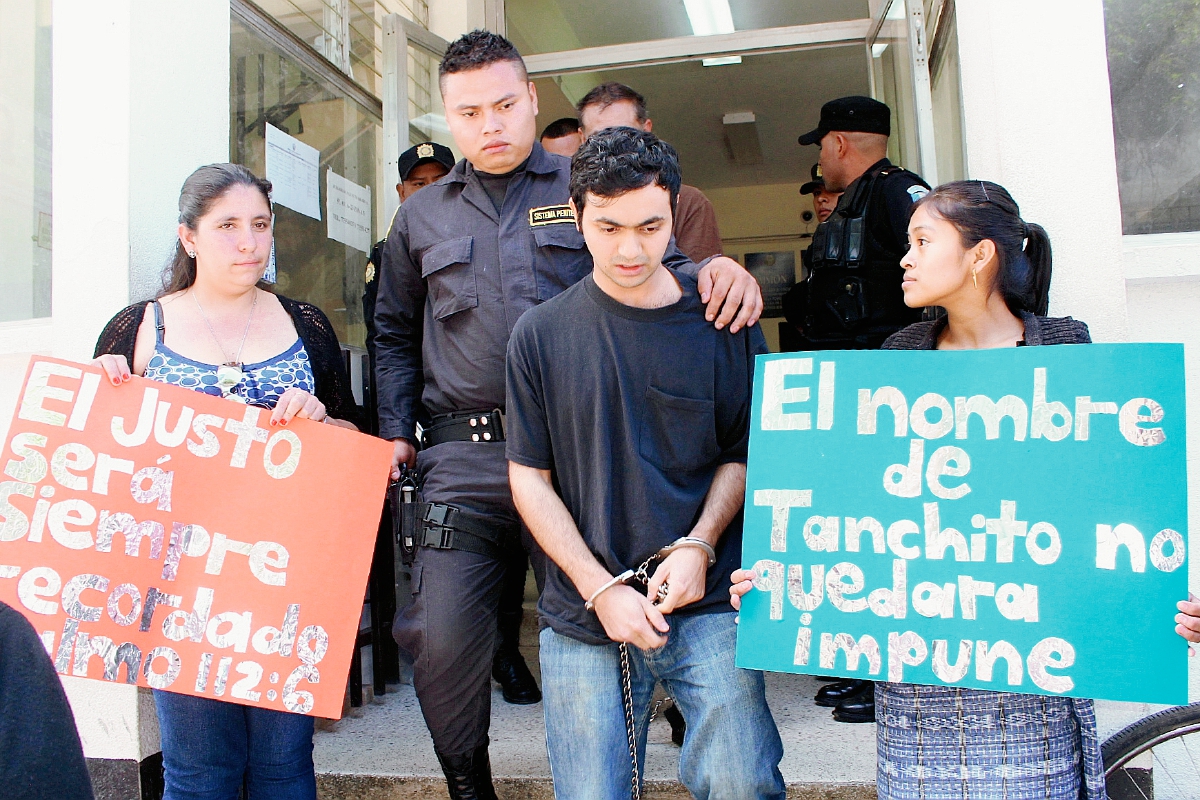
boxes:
[697,256,763,334]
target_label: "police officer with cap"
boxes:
[789,97,929,724]
[363,141,456,359]
[787,95,929,353]
[374,31,762,798]
[799,162,840,224]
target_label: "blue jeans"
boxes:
[539,611,785,800]
[154,690,316,800]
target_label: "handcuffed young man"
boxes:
[505,127,785,800]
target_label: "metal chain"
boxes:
[619,642,641,800]
[647,696,673,724]
[616,546,675,800]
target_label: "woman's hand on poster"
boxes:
[1176,593,1200,656]
[728,568,755,614]
[270,388,326,426]
[593,584,669,651]
[646,548,708,614]
[92,354,132,386]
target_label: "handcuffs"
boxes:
[584,536,718,612]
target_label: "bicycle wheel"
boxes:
[1102,703,1200,799]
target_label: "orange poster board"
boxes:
[0,357,392,718]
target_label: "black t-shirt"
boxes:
[0,602,94,800]
[505,272,767,645]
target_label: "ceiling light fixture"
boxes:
[684,0,736,36]
[685,0,739,66]
[722,111,763,166]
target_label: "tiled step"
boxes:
[313,672,878,800]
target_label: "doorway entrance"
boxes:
[503,0,962,350]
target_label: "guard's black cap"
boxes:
[398,142,455,180]
[799,163,824,195]
[798,96,891,146]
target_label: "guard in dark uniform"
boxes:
[783,96,930,353]
[363,141,455,361]
[785,96,930,724]
[366,142,545,709]
[373,31,762,799]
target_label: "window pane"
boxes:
[249,0,428,97]
[929,1,965,183]
[871,26,921,173]
[408,44,457,154]
[0,0,52,322]
[231,14,384,348]
[1105,0,1200,234]
[507,0,870,56]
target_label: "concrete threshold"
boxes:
[314,667,877,799]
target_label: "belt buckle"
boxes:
[422,504,453,549]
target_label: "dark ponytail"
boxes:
[912,180,1052,316]
[161,163,273,297]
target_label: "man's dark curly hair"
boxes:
[569,127,681,218]
[439,30,527,90]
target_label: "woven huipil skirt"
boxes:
[876,684,1106,800]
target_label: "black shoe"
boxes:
[663,702,686,747]
[492,647,542,704]
[437,741,499,800]
[814,679,872,707]
[832,688,876,724]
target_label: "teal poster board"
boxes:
[735,344,1189,705]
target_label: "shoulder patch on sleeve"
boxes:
[528,204,576,227]
[907,185,929,202]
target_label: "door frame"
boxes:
[507,3,939,184]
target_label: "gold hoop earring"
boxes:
[972,269,978,289]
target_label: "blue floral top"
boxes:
[142,300,315,409]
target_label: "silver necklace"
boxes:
[192,288,258,398]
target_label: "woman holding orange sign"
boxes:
[93,163,358,800]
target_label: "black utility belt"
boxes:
[421,409,505,448]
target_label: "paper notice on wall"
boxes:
[326,169,372,253]
[265,123,321,220]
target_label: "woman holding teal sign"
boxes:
[874,182,1102,800]
[734,179,1200,799]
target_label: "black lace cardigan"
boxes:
[94,295,362,428]
[882,310,1092,350]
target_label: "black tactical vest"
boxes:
[803,162,926,348]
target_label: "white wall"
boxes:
[0,0,232,763]
[128,1,231,303]
[955,0,1128,342]
[0,0,39,321]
